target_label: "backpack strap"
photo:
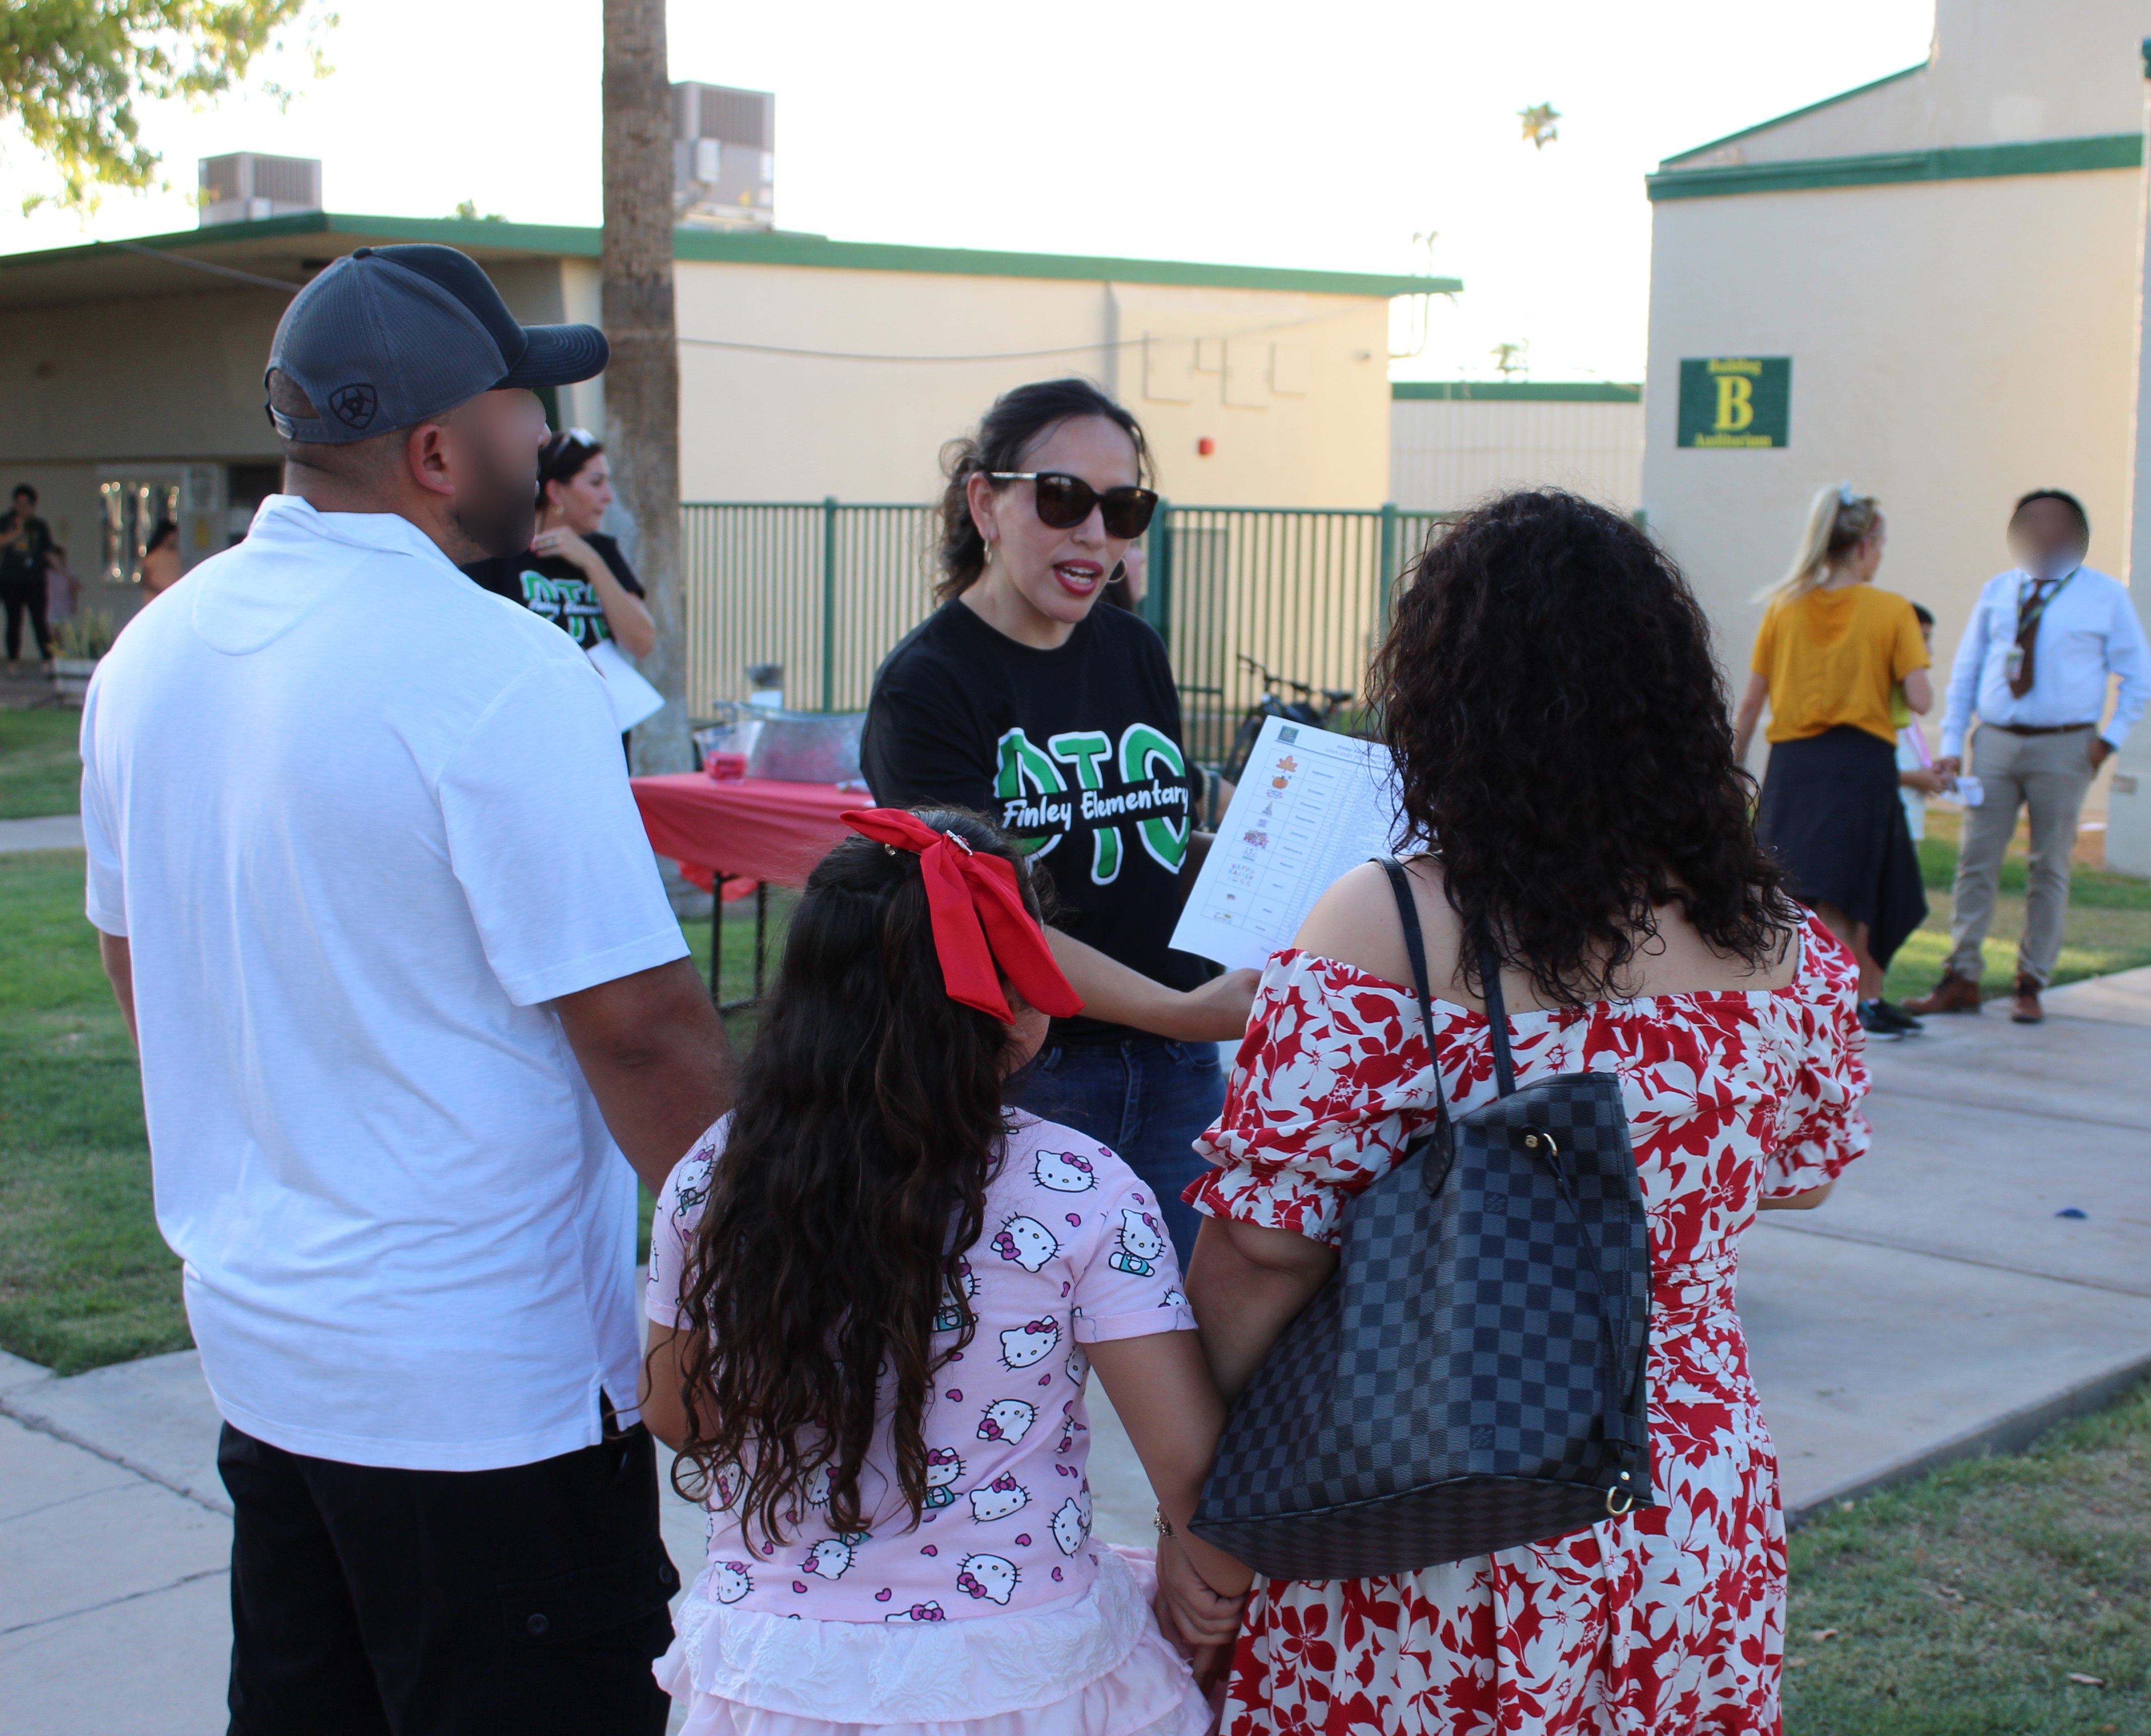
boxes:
[1377,856,1518,1101]
[1375,858,1452,1166]
[1475,932,1517,1098]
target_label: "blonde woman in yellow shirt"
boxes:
[1733,484,1932,1037]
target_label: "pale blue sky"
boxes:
[0,0,1937,381]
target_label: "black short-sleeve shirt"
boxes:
[860,599,1204,1044]
[462,532,643,649]
[1,513,53,589]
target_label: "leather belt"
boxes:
[1987,721,2095,736]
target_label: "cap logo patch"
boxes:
[329,383,379,429]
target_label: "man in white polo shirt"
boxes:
[79,245,732,1733]
[1909,488,2151,1025]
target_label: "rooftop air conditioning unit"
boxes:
[199,153,323,227]
[673,83,775,231]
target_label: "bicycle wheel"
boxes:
[1221,707,1270,785]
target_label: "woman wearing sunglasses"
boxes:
[464,428,657,660]
[861,378,1257,1267]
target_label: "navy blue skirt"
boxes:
[1756,725,1928,968]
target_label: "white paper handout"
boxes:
[1169,715,1405,972]
[587,637,666,732]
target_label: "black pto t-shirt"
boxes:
[861,599,1204,1044]
[463,532,643,648]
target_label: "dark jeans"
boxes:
[218,1417,677,1736]
[1014,1034,1225,1270]
[2,581,49,662]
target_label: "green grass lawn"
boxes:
[1881,815,2151,1004]
[0,705,82,819]
[1784,1382,2151,1734]
[0,849,179,1374]
[6,817,2138,1372]
[0,847,784,1375]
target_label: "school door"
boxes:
[95,464,227,586]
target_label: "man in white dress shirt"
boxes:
[1908,490,2151,1024]
[80,245,732,1732]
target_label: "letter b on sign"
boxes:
[1677,357,1790,449]
[1712,374,1754,432]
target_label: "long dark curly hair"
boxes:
[1371,489,1798,1004]
[668,809,1045,1546]
[933,378,1151,603]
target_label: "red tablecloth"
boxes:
[630,774,859,897]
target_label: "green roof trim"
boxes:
[1391,380,1640,403]
[0,208,1458,299]
[667,228,1459,296]
[1662,62,1928,167]
[1647,133,2143,201]
[0,209,596,273]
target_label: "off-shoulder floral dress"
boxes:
[1187,914,1869,1736]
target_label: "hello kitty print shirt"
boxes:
[647,1112,1194,1624]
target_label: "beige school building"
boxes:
[1640,0,2151,871]
[1389,381,1643,517]
[0,204,1667,602]
[0,213,1447,609]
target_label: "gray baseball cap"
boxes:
[265,244,609,444]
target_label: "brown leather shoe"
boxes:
[2011,975,2044,1024]
[1904,970,1983,1016]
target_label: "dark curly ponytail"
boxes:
[934,379,1151,602]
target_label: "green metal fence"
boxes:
[681,499,939,715]
[680,499,1449,757]
[1153,504,1446,764]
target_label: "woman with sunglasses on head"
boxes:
[861,380,1257,1269]
[1732,484,1929,1036]
[464,427,657,660]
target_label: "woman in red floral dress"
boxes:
[1159,491,1870,1735]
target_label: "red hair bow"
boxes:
[840,809,1083,1025]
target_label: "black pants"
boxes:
[2,581,49,662]
[219,1419,678,1736]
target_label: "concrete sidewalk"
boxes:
[0,813,83,853]
[0,1352,232,1736]
[4,969,2146,1733]
[1744,964,2151,1514]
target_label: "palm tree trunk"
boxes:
[602,0,688,774]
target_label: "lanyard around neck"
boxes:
[2017,566,2077,633]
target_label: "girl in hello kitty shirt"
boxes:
[640,809,1251,1736]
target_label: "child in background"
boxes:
[44,544,77,626]
[639,806,1250,1736]
[1897,603,1951,839]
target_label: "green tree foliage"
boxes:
[0,1,331,212]
[1518,101,1561,150]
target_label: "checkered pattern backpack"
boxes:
[1189,857,1654,1581]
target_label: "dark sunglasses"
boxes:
[989,471,1158,539]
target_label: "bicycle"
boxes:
[1219,653,1354,786]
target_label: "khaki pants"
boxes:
[1944,725,2096,988]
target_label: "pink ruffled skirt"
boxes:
[656,1546,1209,1736]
